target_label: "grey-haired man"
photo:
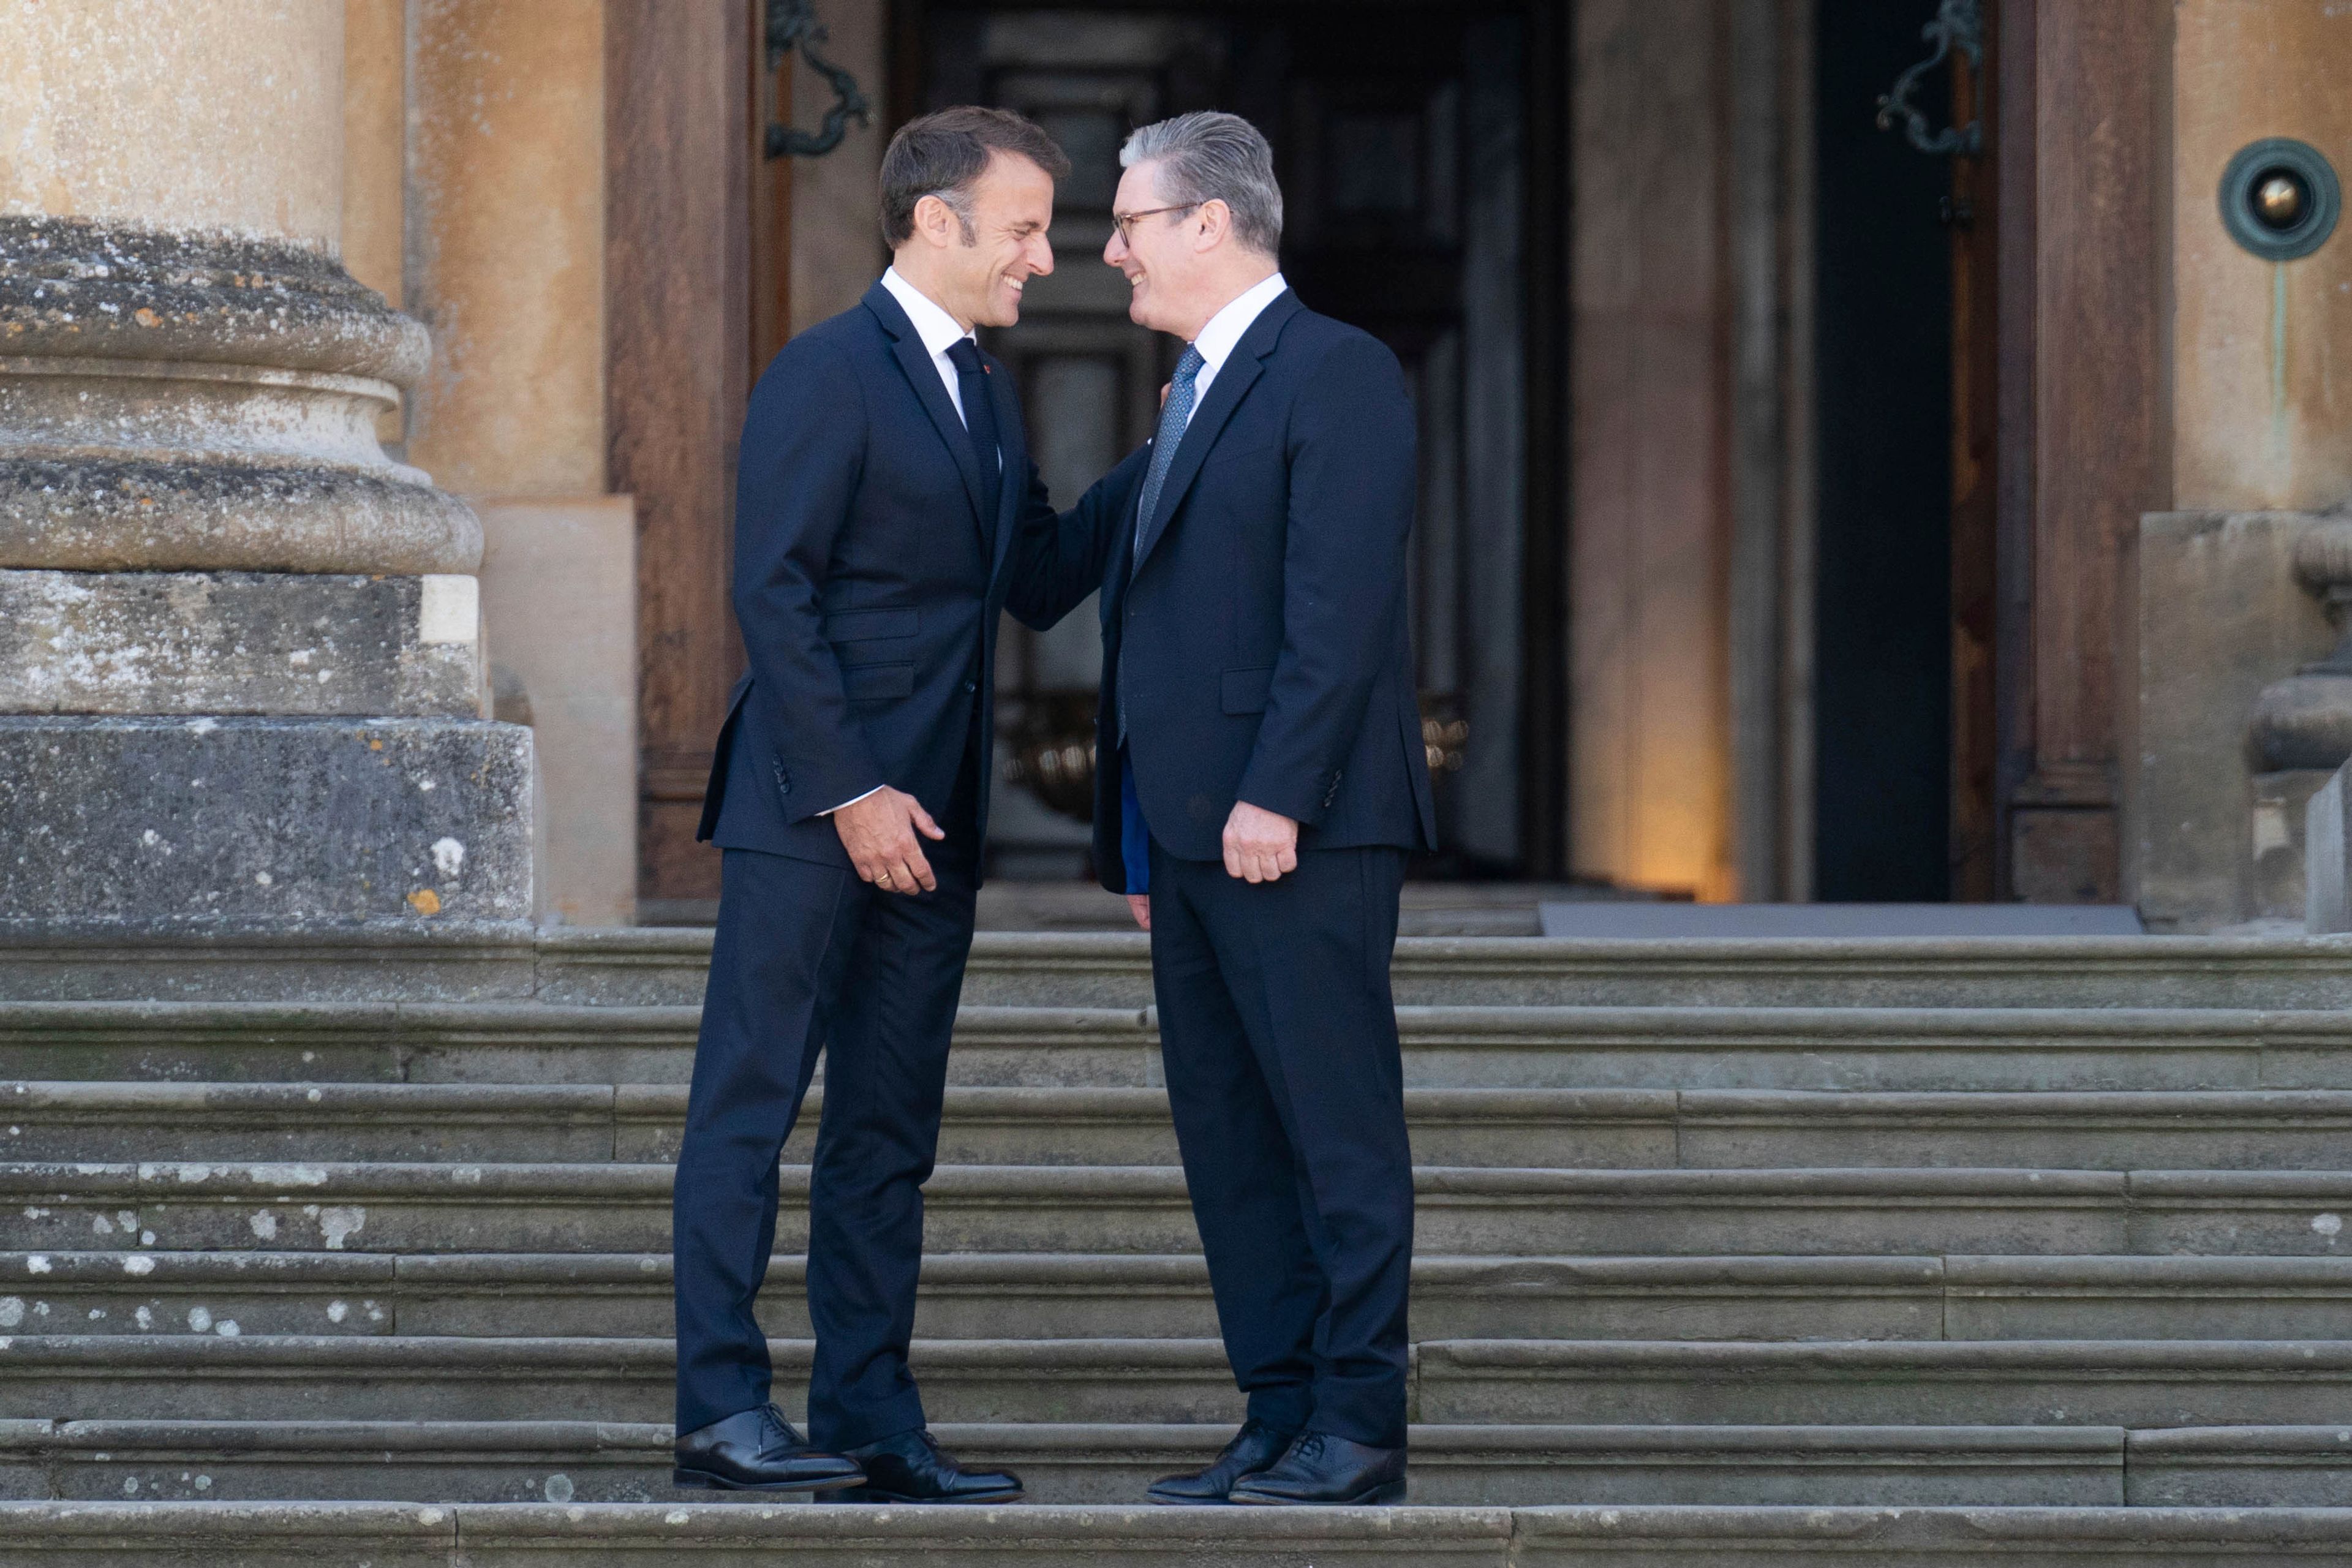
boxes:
[1018,111,1436,1506]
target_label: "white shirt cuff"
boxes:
[820,785,886,815]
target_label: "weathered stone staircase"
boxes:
[6,924,2352,1562]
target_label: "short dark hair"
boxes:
[880,107,1071,247]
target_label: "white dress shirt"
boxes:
[822,270,980,820]
[1178,270,1289,432]
[880,266,975,424]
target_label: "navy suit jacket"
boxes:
[1022,290,1439,889]
[697,281,1063,869]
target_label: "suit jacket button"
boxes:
[965,679,978,694]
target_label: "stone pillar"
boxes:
[2128,0,2352,929]
[0,0,529,925]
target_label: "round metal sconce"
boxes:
[2219,138,2340,261]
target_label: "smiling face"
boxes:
[921,149,1057,330]
[1106,160,1204,337]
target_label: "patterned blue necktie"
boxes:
[1133,343,1206,564]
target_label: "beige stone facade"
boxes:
[14,0,2346,924]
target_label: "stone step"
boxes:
[0,1333,1246,1424]
[9,1500,2352,1568]
[12,1162,2352,1259]
[19,1000,2352,1091]
[20,1080,2352,1170]
[0,1418,2165,1508]
[1420,1339,2352,1428]
[20,924,2352,1012]
[39,1248,2352,1353]
[961,934,2352,1011]
[0,1250,1926,1342]
[17,1333,2352,1430]
[25,1251,2352,1346]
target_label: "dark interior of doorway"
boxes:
[1811,0,1956,902]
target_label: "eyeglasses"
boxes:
[1110,203,1201,244]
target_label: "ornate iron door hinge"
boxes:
[764,0,872,159]
[1876,0,1985,159]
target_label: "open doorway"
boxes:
[1809,0,1968,901]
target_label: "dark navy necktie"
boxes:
[944,338,1001,546]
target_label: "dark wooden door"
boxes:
[606,0,759,921]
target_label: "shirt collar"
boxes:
[1190,271,1289,377]
[881,266,973,360]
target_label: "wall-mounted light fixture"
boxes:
[2219,138,2340,262]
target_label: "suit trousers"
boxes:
[672,748,980,1446]
[1146,839,1415,1448]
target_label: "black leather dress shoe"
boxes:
[1227,1431,1407,1506]
[673,1404,866,1492]
[828,1427,1024,1504]
[1146,1418,1297,1504]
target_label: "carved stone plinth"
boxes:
[0,219,526,929]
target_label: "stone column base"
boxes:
[0,717,530,923]
[0,570,484,717]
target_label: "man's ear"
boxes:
[1193,199,1232,253]
[912,192,956,249]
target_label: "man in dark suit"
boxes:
[669,107,1077,1502]
[1019,111,1437,1506]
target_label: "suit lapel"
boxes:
[1131,291,1301,578]
[864,284,987,529]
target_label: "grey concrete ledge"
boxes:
[1428,1337,2352,1373]
[0,923,542,1005]
[0,1248,1937,1291]
[0,571,482,715]
[0,219,428,380]
[0,1417,2125,1460]
[16,1330,2352,1391]
[0,1501,2350,1566]
[0,718,532,925]
[1512,1505,2352,1555]
[956,932,2352,1009]
[2126,1427,2352,1507]
[0,1158,2170,1204]
[4,1160,2331,1265]
[22,919,2352,1009]
[33,1081,2352,1123]
[1417,1339,2352,1428]
[18,995,2352,1041]
[26,1249,2352,1341]
[29,996,2352,1094]
[0,1420,2146,1508]
[66,1080,2352,1172]
[2130,1426,2352,1458]
[0,460,482,574]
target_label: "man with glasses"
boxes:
[1018,110,1436,1506]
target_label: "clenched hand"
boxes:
[834,786,944,894]
[1223,801,1299,884]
